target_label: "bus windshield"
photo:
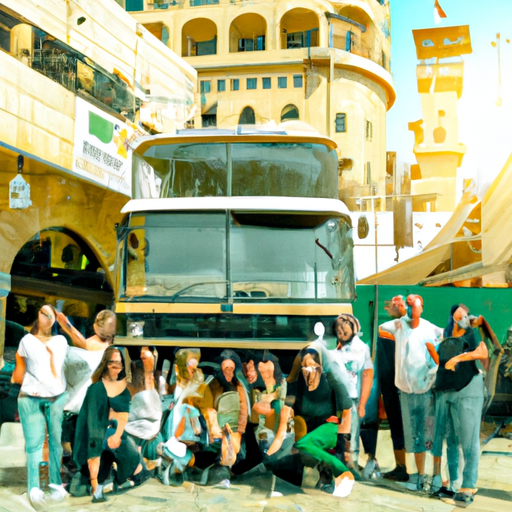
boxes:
[133,142,338,199]
[122,211,354,302]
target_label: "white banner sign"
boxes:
[73,97,136,196]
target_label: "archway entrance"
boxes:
[6,227,113,348]
[239,106,255,125]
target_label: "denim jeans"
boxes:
[18,392,68,493]
[399,390,434,454]
[432,373,484,489]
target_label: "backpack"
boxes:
[215,391,240,431]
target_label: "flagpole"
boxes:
[492,33,509,107]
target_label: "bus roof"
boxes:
[121,196,351,216]
[130,126,339,155]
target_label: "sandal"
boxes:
[440,491,474,508]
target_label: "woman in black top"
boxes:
[74,347,147,502]
[431,305,488,506]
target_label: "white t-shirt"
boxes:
[18,333,68,397]
[64,347,105,413]
[125,389,163,440]
[331,336,373,399]
[380,317,442,394]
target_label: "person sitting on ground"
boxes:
[73,346,149,503]
[126,346,163,470]
[158,348,208,483]
[290,342,355,497]
[251,352,294,462]
[206,350,249,468]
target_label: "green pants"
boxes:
[295,422,348,477]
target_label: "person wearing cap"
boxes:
[330,314,374,477]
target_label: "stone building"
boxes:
[0,0,196,360]
[123,0,395,207]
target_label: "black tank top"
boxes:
[435,335,479,392]
[108,387,131,413]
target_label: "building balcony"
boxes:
[0,20,137,121]
[186,46,394,109]
[0,49,75,172]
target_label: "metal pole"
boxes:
[374,197,378,274]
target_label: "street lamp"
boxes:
[491,33,510,107]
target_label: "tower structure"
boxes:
[409,25,472,211]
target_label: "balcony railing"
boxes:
[284,29,319,49]
[190,0,219,6]
[0,10,137,120]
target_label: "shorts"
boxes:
[399,390,434,454]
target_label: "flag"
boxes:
[434,0,447,18]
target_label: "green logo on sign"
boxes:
[89,111,113,144]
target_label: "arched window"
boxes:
[239,107,255,125]
[280,104,299,121]
[280,9,319,49]
[181,19,217,57]
[229,13,267,52]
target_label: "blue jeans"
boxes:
[18,392,68,493]
[432,373,484,489]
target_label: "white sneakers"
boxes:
[49,483,69,502]
[29,485,69,510]
[29,487,47,511]
[333,471,355,498]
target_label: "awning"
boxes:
[417,153,512,286]
[201,101,217,116]
[482,151,512,267]
[418,261,512,286]
[357,244,452,285]
[357,190,481,286]
[424,190,479,251]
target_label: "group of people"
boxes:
[374,295,488,506]
[10,306,154,508]
[9,294,489,509]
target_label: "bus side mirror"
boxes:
[358,215,369,239]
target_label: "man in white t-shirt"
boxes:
[330,314,374,474]
[379,294,442,491]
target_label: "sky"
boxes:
[387,0,512,196]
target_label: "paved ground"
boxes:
[1,431,511,512]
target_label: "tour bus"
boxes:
[113,126,355,358]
